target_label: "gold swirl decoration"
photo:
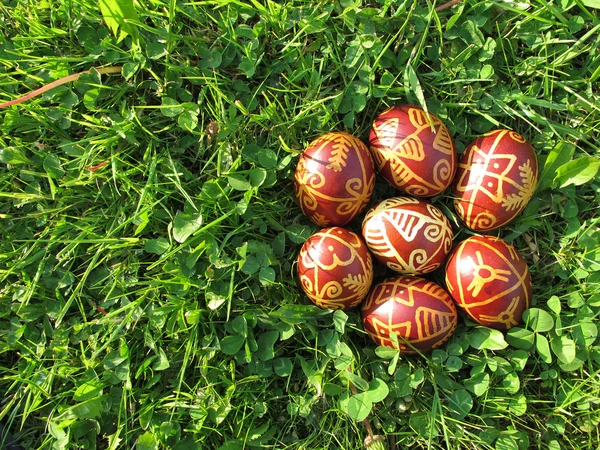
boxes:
[362,197,454,275]
[297,227,373,310]
[453,129,538,231]
[369,105,457,197]
[294,132,375,227]
[361,276,458,353]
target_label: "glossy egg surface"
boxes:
[361,276,458,353]
[445,235,532,331]
[453,129,538,231]
[295,132,375,227]
[368,105,457,197]
[362,197,453,275]
[298,227,373,310]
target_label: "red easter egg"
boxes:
[368,105,457,197]
[361,276,458,353]
[445,235,532,331]
[295,132,375,227]
[362,197,454,275]
[297,227,374,310]
[453,129,538,231]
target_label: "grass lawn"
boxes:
[1,0,600,448]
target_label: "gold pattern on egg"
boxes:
[455,130,538,230]
[299,228,373,309]
[363,199,453,274]
[295,133,375,224]
[479,296,521,328]
[451,240,531,310]
[465,251,512,297]
[371,108,455,196]
[364,278,457,349]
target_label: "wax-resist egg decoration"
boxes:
[445,235,532,331]
[297,227,373,310]
[294,132,375,227]
[362,197,454,275]
[453,129,538,231]
[361,276,458,353]
[368,105,457,197]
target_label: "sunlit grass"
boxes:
[0,0,599,449]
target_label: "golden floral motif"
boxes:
[325,133,356,172]
[294,132,375,226]
[501,159,537,212]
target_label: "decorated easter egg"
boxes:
[361,276,458,353]
[295,132,375,227]
[368,105,457,197]
[445,235,532,331]
[453,129,538,231]
[297,227,374,310]
[362,197,454,275]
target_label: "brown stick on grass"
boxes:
[0,66,122,109]
[435,0,462,11]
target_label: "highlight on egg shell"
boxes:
[361,276,458,353]
[294,132,375,227]
[368,105,457,197]
[445,235,532,331]
[453,129,538,231]
[362,197,454,275]
[297,227,374,310]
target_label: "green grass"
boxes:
[1,0,600,448]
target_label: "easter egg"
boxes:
[368,105,457,197]
[362,197,454,275]
[453,129,538,231]
[295,132,375,227]
[297,227,374,310]
[361,276,458,353]
[445,235,532,331]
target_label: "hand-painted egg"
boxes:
[297,227,374,310]
[361,276,458,353]
[294,132,375,227]
[445,235,532,331]
[368,105,457,197]
[362,197,454,275]
[453,129,538,231]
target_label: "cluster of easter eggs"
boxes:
[295,105,538,354]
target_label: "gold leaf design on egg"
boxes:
[501,159,537,212]
[325,133,355,172]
